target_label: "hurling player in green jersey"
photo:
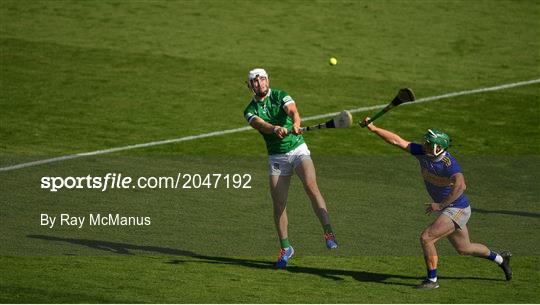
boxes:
[243,68,337,269]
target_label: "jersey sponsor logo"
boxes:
[261,103,275,120]
[421,168,453,187]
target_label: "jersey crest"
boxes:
[442,156,452,167]
[261,103,270,117]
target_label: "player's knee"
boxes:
[303,179,318,192]
[420,232,433,245]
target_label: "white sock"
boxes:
[428,277,437,282]
[494,254,503,265]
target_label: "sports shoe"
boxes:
[274,246,294,269]
[499,251,512,281]
[324,232,338,249]
[415,278,440,290]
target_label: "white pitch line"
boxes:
[1,78,539,172]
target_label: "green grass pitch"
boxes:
[1,0,539,303]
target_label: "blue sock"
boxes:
[486,250,497,261]
[485,250,503,264]
[427,268,437,281]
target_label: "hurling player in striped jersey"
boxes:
[362,117,512,289]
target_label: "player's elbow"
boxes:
[389,139,401,148]
[452,174,466,192]
[390,139,408,150]
[456,179,466,192]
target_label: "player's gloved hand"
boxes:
[273,126,288,139]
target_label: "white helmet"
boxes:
[247,68,268,93]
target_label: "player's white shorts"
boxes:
[268,143,311,176]
[442,206,471,229]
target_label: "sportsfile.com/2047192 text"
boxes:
[40,173,252,192]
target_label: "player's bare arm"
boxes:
[284,103,302,135]
[426,173,467,214]
[249,116,288,139]
[362,118,410,151]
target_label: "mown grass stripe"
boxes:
[1,78,539,172]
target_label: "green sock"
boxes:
[280,238,290,249]
[323,224,333,234]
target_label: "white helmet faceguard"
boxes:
[247,68,268,94]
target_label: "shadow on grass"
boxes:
[27,234,504,286]
[472,208,540,218]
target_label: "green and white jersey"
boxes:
[243,88,305,155]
